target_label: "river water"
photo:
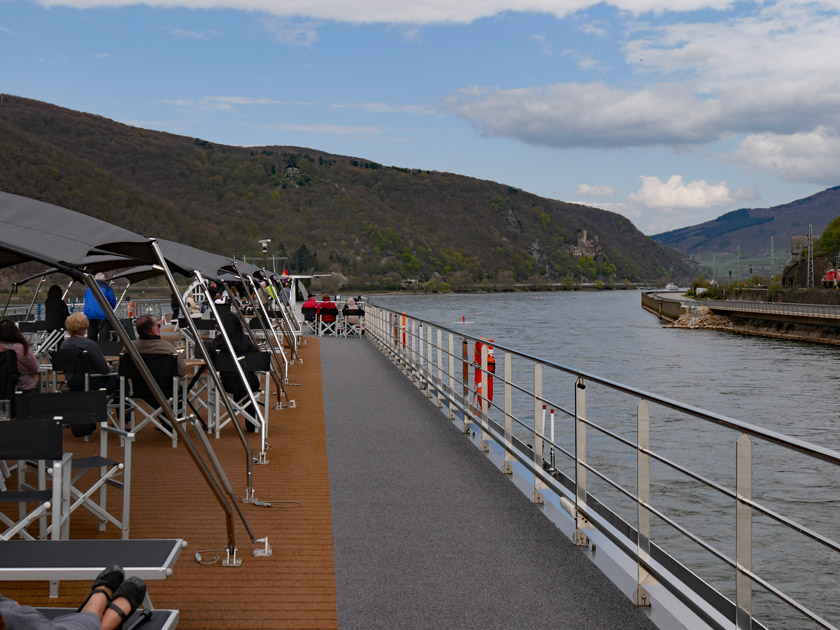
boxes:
[372,290,840,629]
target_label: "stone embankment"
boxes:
[667,306,840,345]
[643,291,840,345]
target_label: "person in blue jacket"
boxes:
[84,272,117,341]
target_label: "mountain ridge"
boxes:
[651,186,840,256]
[0,95,694,288]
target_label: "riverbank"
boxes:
[668,305,840,345]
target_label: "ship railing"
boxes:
[364,303,840,630]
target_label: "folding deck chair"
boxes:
[342,308,365,337]
[318,307,339,336]
[15,390,134,539]
[0,419,67,541]
[118,353,185,448]
[300,306,317,335]
[210,350,271,438]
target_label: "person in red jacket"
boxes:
[317,294,338,323]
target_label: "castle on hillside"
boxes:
[564,230,602,258]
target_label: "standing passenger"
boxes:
[44,284,70,332]
[83,273,117,342]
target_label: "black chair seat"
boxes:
[70,455,119,470]
[0,490,53,503]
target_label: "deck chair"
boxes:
[118,353,184,448]
[15,390,133,539]
[0,348,20,400]
[49,349,93,393]
[318,307,339,336]
[342,308,365,337]
[96,339,124,357]
[301,306,317,334]
[210,350,270,437]
[0,419,67,541]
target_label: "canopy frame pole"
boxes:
[1,285,16,320]
[24,276,47,321]
[83,270,242,554]
[221,277,272,461]
[61,281,74,301]
[114,282,131,312]
[265,276,300,360]
[245,274,293,401]
[195,271,263,490]
[149,253,262,552]
[237,269,290,397]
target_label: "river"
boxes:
[371,290,840,629]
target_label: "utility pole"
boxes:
[736,246,741,281]
[712,253,716,282]
[770,236,775,278]
[807,225,814,288]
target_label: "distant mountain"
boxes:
[0,95,694,288]
[651,187,840,255]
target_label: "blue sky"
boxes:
[2,0,838,235]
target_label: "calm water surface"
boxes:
[372,290,840,628]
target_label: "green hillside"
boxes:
[0,95,693,289]
[652,187,840,257]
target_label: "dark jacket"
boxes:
[44,296,70,331]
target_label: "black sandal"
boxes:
[106,576,147,629]
[77,564,124,611]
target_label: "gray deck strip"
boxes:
[321,336,656,630]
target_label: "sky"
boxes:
[1,0,838,235]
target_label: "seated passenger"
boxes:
[342,296,364,325]
[132,315,186,377]
[0,319,40,393]
[59,313,118,392]
[317,294,337,323]
[0,564,146,630]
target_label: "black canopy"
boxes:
[0,192,154,272]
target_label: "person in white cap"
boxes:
[83,272,117,341]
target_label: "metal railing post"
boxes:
[503,352,513,474]
[480,343,489,452]
[448,333,455,419]
[635,399,653,606]
[436,329,444,407]
[462,337,470,433]
[532,363,545,503]
[736,433,753,629]
[574,377,590,546]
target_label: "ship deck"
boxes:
[3,335,656,629]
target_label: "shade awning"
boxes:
[0,192,155,271]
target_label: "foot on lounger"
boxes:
[77,564,124,611]
[104,575,146,630]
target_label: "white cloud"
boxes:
[31,0,742,24]
[0,26,12,34]
[730,128,840,185]
[401,27,422,42]
[577,183,617,197]
[629,174,732,208]
[164,96,283,110]
[259,18,319,47]
[262,123,387,136]
[170,28,215,39]
[529,34,552,55]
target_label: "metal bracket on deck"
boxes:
[253,537,272,557]
[242,487,255,503]
[532,489,544,504]
[634,586,652,607]
[221,546,242,567]
[257,449,269,465]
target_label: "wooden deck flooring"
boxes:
[2,337,339,629]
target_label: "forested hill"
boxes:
[0,95,693,289]
[651,186,840,256]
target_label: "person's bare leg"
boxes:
[100,594,132,630]
[79,585,111,618]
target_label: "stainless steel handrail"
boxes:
[364,301,840,630]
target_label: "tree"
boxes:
[819,215,840,259]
